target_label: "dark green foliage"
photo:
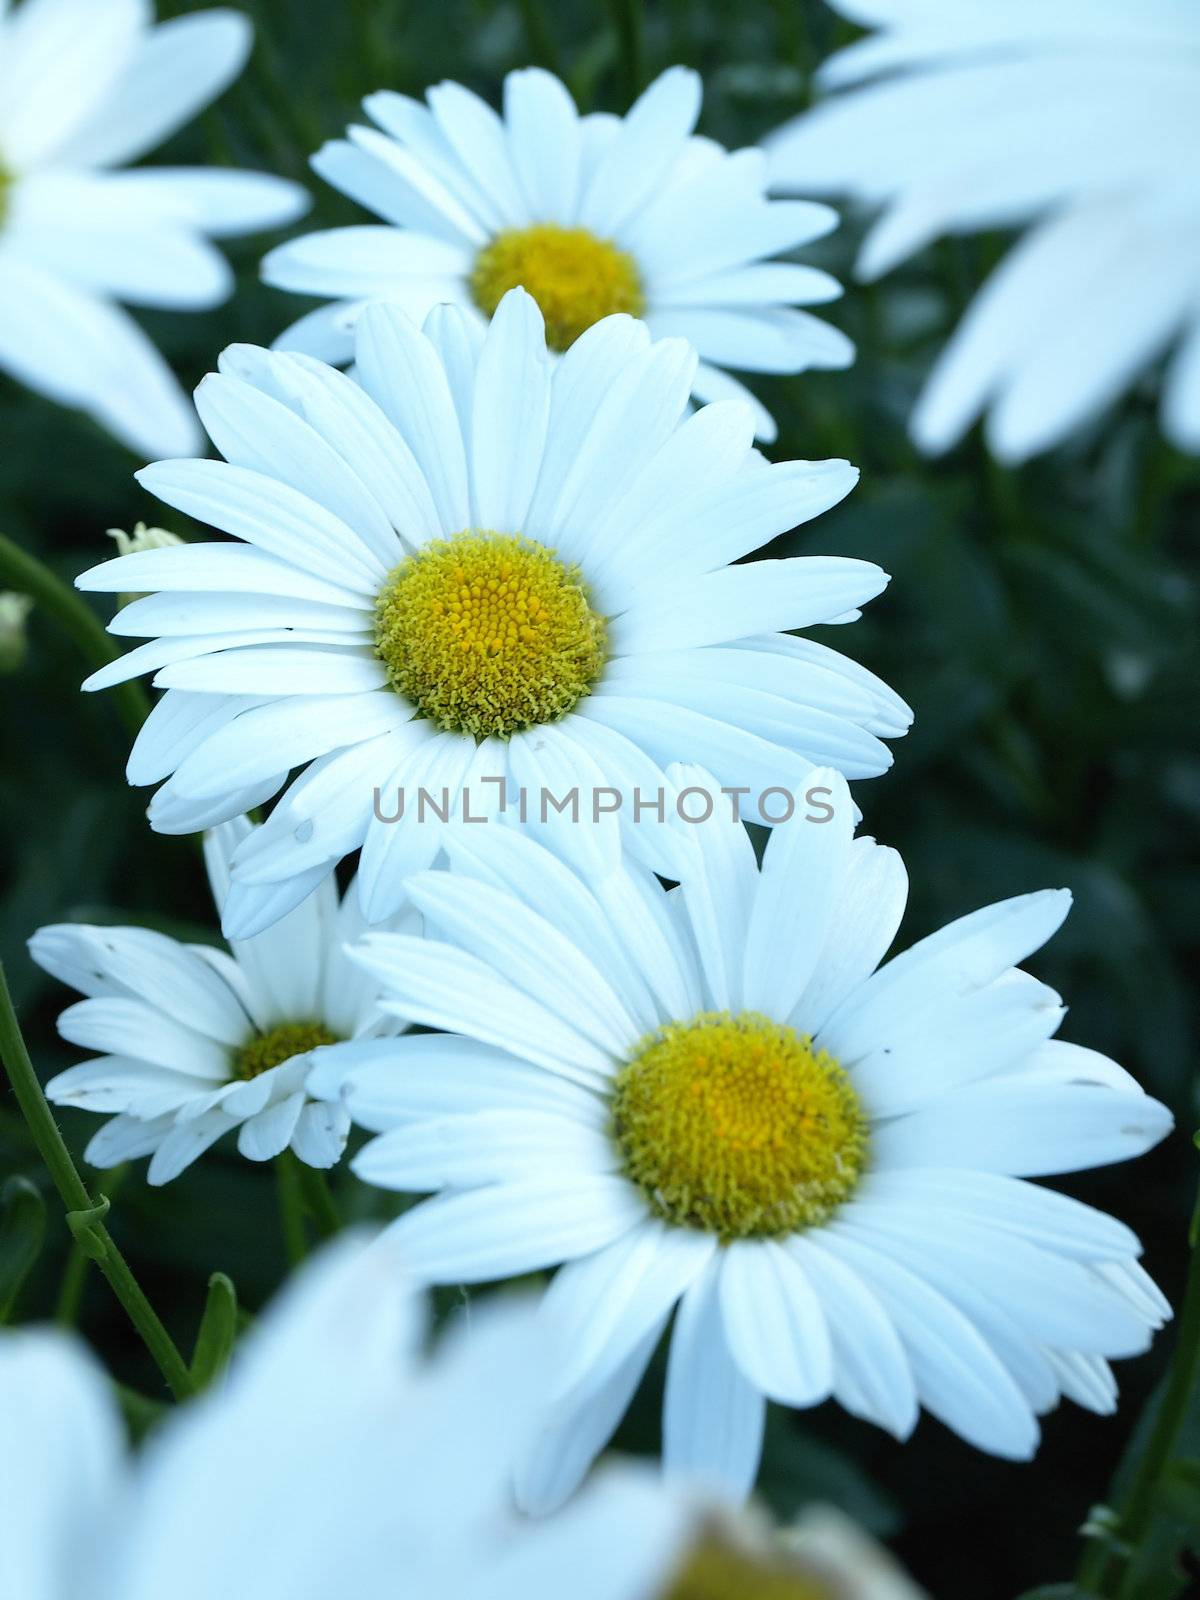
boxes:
[1,4,1197,1596]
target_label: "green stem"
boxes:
[55,1163,128,1326]
[1078,1178,1200,1596]
[609,0,645,99]
[0,962,192,1399]
[517,0,558,70]
[275,1152,308,1267]
[0,532,149,738]
[297,1163,341,1241]
[54,1240,89,1326]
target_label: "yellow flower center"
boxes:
[469,223,645,352]
[374,531,607,739]
[234,1021,339,1081]
[611,1012,867,1242]
[662,1533,836,1600]
[0,164,12,230]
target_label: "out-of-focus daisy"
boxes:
[766,0,1200,461]
[318,770,1173,1511]
[29,818,413,1183]
[0,1236,662,1600]
[0,0,308,456]
[76,290,908,940]
[261,65,853,443]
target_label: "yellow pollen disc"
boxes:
[374,531,607,739]
[611,1011,867,1242]
[663,1534,836,1600]
[234,1021,339,1081]
[0,165,13,230]
[469,223,645,352]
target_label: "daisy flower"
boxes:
[0,0,308,456]
[0,1235,700,1600]
[29,818,414,1183]
[766,0,1200,461]
[0,1229,927,1600]
[261,65,854,443]
[76,289,909,941]
[318,769,1174,1512]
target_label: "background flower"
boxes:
[765,0,1200,461]
[0,0,308,456]
[262,64,852,443]
[29,818,414,1182]
[0,1236,697,1600]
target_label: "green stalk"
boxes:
[1077,1175,1200,1596]
[0,961,192,1399]
[275,1152,309,1267]
[610,0,645,99]
[0,531,149,737]
[297,1163,341,1241]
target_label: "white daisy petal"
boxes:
[354,302,471,533]
[741,768,854,1018]
[390,1179,645,1284]
[0,257,200,456]
[664,1257,766,1498]
[349,934,614,1087]
[540,1222,714,1405]
[579,66,702,235]
[192,373,400,563]
[823,1229,1039,1459]
[719,1240,835,1407]
[871,1080,1174,1176]
[610,557,886,655]
[135,460,386,594]
[236,1091,307,1163]
[353,1109,616,1192]
[503,67,582,221]
[49,8,249,169]
[217,343,444,552]
[404,870,639,1056]
[469,288,552,531]
[786,1235,917,1437]
[288,1100,351,1169]
[329,1034,603,1129]
[767,2,1200,459]
[515,1321,667,1518]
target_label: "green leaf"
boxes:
[190,1271,239,1390]
[0,1175,46,1321]
[1016,1587,1100,1599]
[1155,1458,1200,1523]
[114,1382,167,1444]
[65,1195,110,1262]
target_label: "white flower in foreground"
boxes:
[0,1236,702,1600]
[0,0,308,456]
[318,770,1174,1512]
[262,65,853,444]
[29,819,413,1183]
[765,0,1200,461]
[76,289,908,940]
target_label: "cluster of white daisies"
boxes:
[3,0,1189,1591]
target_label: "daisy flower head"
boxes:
[766,0,1200,461]
[76,289,909,941]
[320,768,1174,1512]
[261,65,855,443]
[29,818,415,1184]
[0,1235,673,1600]
[0,1229,927,1600]
[0,0,308,457]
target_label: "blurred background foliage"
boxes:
[1,3,1198,1596]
